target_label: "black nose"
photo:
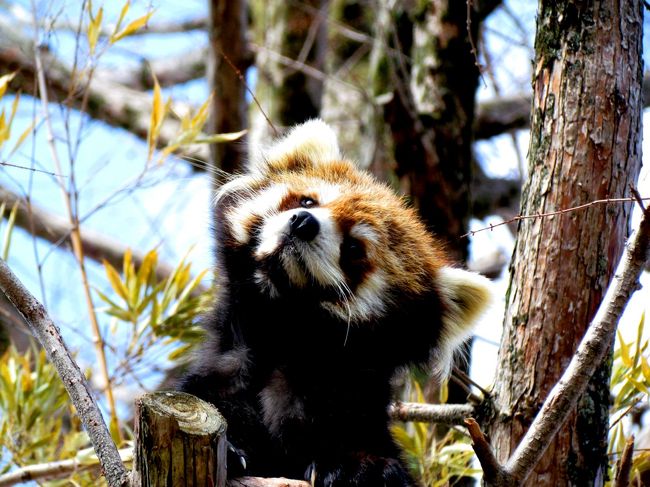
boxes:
[289,211,319,241]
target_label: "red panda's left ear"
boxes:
[434,267,494,377]
[252,119,341,174]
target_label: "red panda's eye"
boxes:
[300,197,317,208]
[342,238,365,261]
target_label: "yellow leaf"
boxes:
[88,5,104,55]
[113,1,131,34]
[110,10,154,43]
[194,129,248,145]
[147,75,169,161]
[2,201,18,260]
[0,72,16,99]
[439,380,448,404]
[8,120,35,158]
[0,109,8,146]
[123,248,133,279]
[618,330,633,368]
[103,259,129,301]
[642,356,650,383]
[626,375,650,395]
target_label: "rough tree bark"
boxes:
[207,0,249,181]
[250,0,328,144]
[383,0,500,263]
[487,1,643,485]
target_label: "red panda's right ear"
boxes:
[251,119,341,175]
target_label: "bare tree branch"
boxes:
[0,258,128,487]
[389,402,474,425]
[0,186,182,285]
[228,478,310,487]
[502,203,650,484]
[109,47,208,90]
[465,418,511,486]
[0,448,132,487]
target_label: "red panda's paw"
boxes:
[308,454,417,487]
[226,441,249,477]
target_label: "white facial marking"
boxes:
[254,207,346,290]
[323,269,388,323]
[349,223,379,246]
[296,207,344,287]
[227,184,288,245]
[315,183,341,205]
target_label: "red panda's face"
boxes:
[222,174,401,323]
[215,120,492,373]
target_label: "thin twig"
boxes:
[461,196,649,239]
[31,12,121,442]
[0,258,128,487]
[0,161,64,177]
[503,204,650,483]
[218,48,278,137]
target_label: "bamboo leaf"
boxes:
[0,72,16,99]
[110,10,154,43]
[2,202,18,260]
[625,374,650,395]
[618,330,633,368]
[8,118,35,158]
[147,76,169,161]
[641,356,650,383]
[113,1,130,35]
[87,4,104,55]
[194,129,248,145]
[102,259,129,301]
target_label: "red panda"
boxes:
[180,120,492,486]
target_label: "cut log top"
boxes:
[138,391,226,436]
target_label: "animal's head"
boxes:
[215,120,492,370]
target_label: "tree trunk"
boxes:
[207,0,249,182]
[488,1,643,485]
[384,0,499,263]
[132,392,228,487]
[250,0,328,143]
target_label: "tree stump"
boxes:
[132,391,227,487]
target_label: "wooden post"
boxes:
[132,391,227,487]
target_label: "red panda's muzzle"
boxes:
[288,211,320,241]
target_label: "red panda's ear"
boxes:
[434,267,494,378]
[252,119,341,175]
